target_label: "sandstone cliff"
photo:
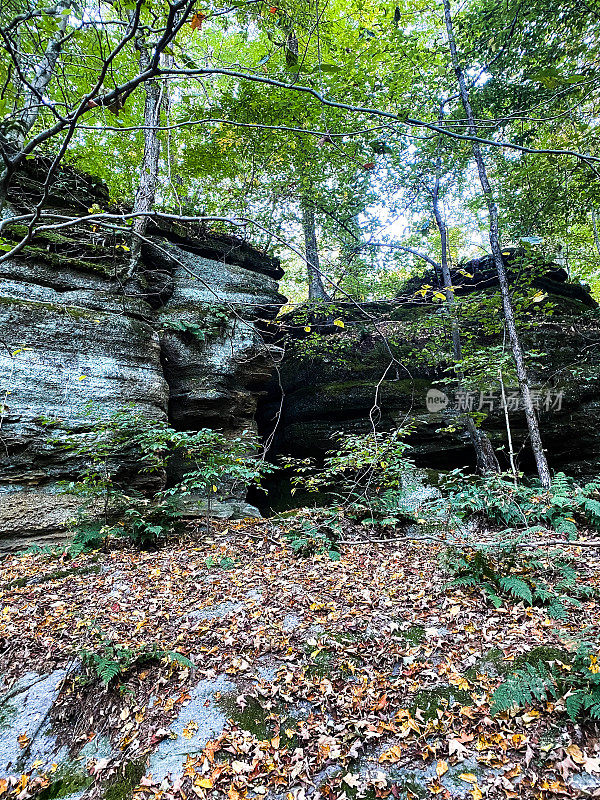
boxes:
[0,165,285,548]
[258,254,600,497]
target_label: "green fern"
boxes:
[498,576,532,604]
[491,661,557,714]
[165,651,195,670]
[443,532,592,618]
[491,644,600,722]
[81,642,196,685]
[437,470,600,535]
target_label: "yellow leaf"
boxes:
[567,743,585,764]
[183,721,199,739]
[304,326,311,332]
[522,709,540,723]
[379,745,403,763]
[436,760,448,777]
[78,375,87,381]
[195,778,213,788]
[470,786,483,800]
[333,318,345,328]
[458,774,478,784]
[212,485,217,492]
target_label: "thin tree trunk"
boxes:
[127,37,163,276]
[592,209,600,264]
[431,163,500,474]
[442,0,551,488]
[301,197,330,301]
[0,2,70,210]
[499,368,518,484]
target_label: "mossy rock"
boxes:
[411,684,472,721]
[215,694,301,747]
[103,757,147,800]
[37,763,92,800]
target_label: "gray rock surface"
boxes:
[0,670,69,776]
[148,676,236,782]
[0,199,285,549]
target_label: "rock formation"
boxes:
[0,163,285,549]
[258,253,600,492]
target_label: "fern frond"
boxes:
[491,662,555,713]
[97,658,122,684]
[498,576,532,605]
[165,651,195,669]
[565,691,586,720]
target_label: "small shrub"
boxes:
[443,532,595,619]
[281,512,341,559]
[282,428,419,528]
[48,405,273,552]
[438,470,600,536]
[491,641,600,722]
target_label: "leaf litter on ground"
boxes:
[0,517,599,800]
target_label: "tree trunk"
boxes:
[442,0,551,488]
[431,163,500,474]
[301,198,330,301]
[127,33,163,276]
[592,209,600,264]
[0,2,70,211]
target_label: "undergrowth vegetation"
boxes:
[45,405,272,553]
[80,642,194,686]
[491,641,600,721]
[442,534,595,619]
[439,469,600,535]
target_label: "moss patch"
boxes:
[400,625,425,645]
[37,763,92,800]
[411,685,472,721]
[103,757,147,800]
[216,693,301,747]
[4,562,101,590]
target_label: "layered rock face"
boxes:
[0,168,284,548]
[258,255,600,482]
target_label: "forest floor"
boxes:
[1,519,600,800]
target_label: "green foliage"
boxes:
[292,331,356,364]
[283,514,342,560]
[443,532,594,619]
[206,555,237,570]
[491,642,600,722]
[163,306,230,342]
[438,470,600,536]
[49,405,273,551]
[283,428,419,527]
[80,641,194,685]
